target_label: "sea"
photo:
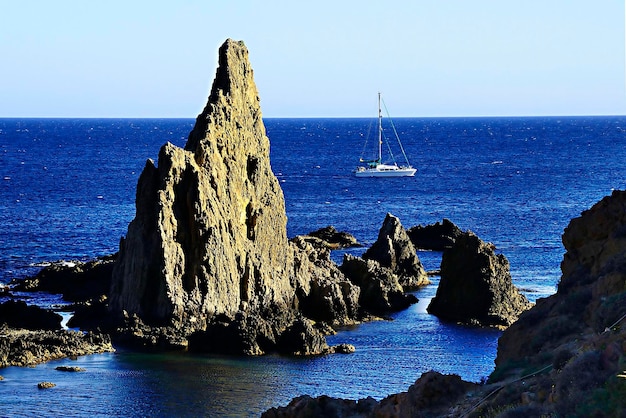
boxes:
[1,116,625,416]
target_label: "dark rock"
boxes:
[263,191,626,417]
[262,371,477,418]
[55,366,85,372]
[12,255,115,303]
[111,313,190,351]
[306,226,361,248]
[0,300,62,330]
[262,395,378,418]
[331,343,355,354]
[277,318,329,356]
[291,236,360,326]
[341,254,417,314]
[407,218,463,250]
[428,231,531,328]
[374,371,478,416]
[0,325,114,367]
[187,311,333,356]
[37,382,56,389]
[497,190,626,367]
[363,213,429,290]
[66,295,112,330]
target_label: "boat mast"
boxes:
[378,92,382,163]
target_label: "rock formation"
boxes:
[427,231,531,328]
[11,256,114,303]
[265,191,626,416]
[362,213,429,290]
[340,254,417,314]
[407,218,463,251]
[497,189,626,367]
[262,371,478,418]
[0,325,114,368]
[306,226,361,248]
[0,300,62,330]
[107,39,360,354]
[0,301,114,367]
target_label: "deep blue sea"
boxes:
[1,117,625,416]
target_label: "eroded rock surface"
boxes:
[497,190,626,366]
[428,231,531,328]
[108,39,359,354]
[340,254,417,315]
[0,325,114,368]
[11,256,114,303]
[363,213,429,290]
[265,191,626,416]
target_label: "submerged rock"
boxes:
[363,213,429,290]
[428,231,531,328]
[107,39,360,354]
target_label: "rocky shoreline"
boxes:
[264,190,626,417]
[3,38,624,417]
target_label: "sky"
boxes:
[1,1,625,118]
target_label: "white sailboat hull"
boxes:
[354,164,416,177]
[354,93,417,178]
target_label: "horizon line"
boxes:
[1,113,625,120]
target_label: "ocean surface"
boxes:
[1,116,625,416]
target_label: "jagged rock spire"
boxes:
[107,39,360,355]
[109,39,292,329]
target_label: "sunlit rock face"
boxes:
[108,39,359,354]
[363,213,430,290]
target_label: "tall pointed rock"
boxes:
[109,39,299,334]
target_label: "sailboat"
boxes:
[354,93,416,177]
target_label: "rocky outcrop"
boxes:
[497,190,626,366]
[288,236,361,327]
[107,39,360,354]
[363,213,429,290]
[12,256,114,302]
[428,231,531,328]
[0,300,62,330]
[340,255,417,315]
[482,190,626,416]
[262,371,478,418]
[373,371,478,417]
[262,395,377,418]
[407,218,463,251]
[266,192,626,416]
[0,325,114,367]
[306,226,361,248]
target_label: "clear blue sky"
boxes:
[1,1,624,118]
